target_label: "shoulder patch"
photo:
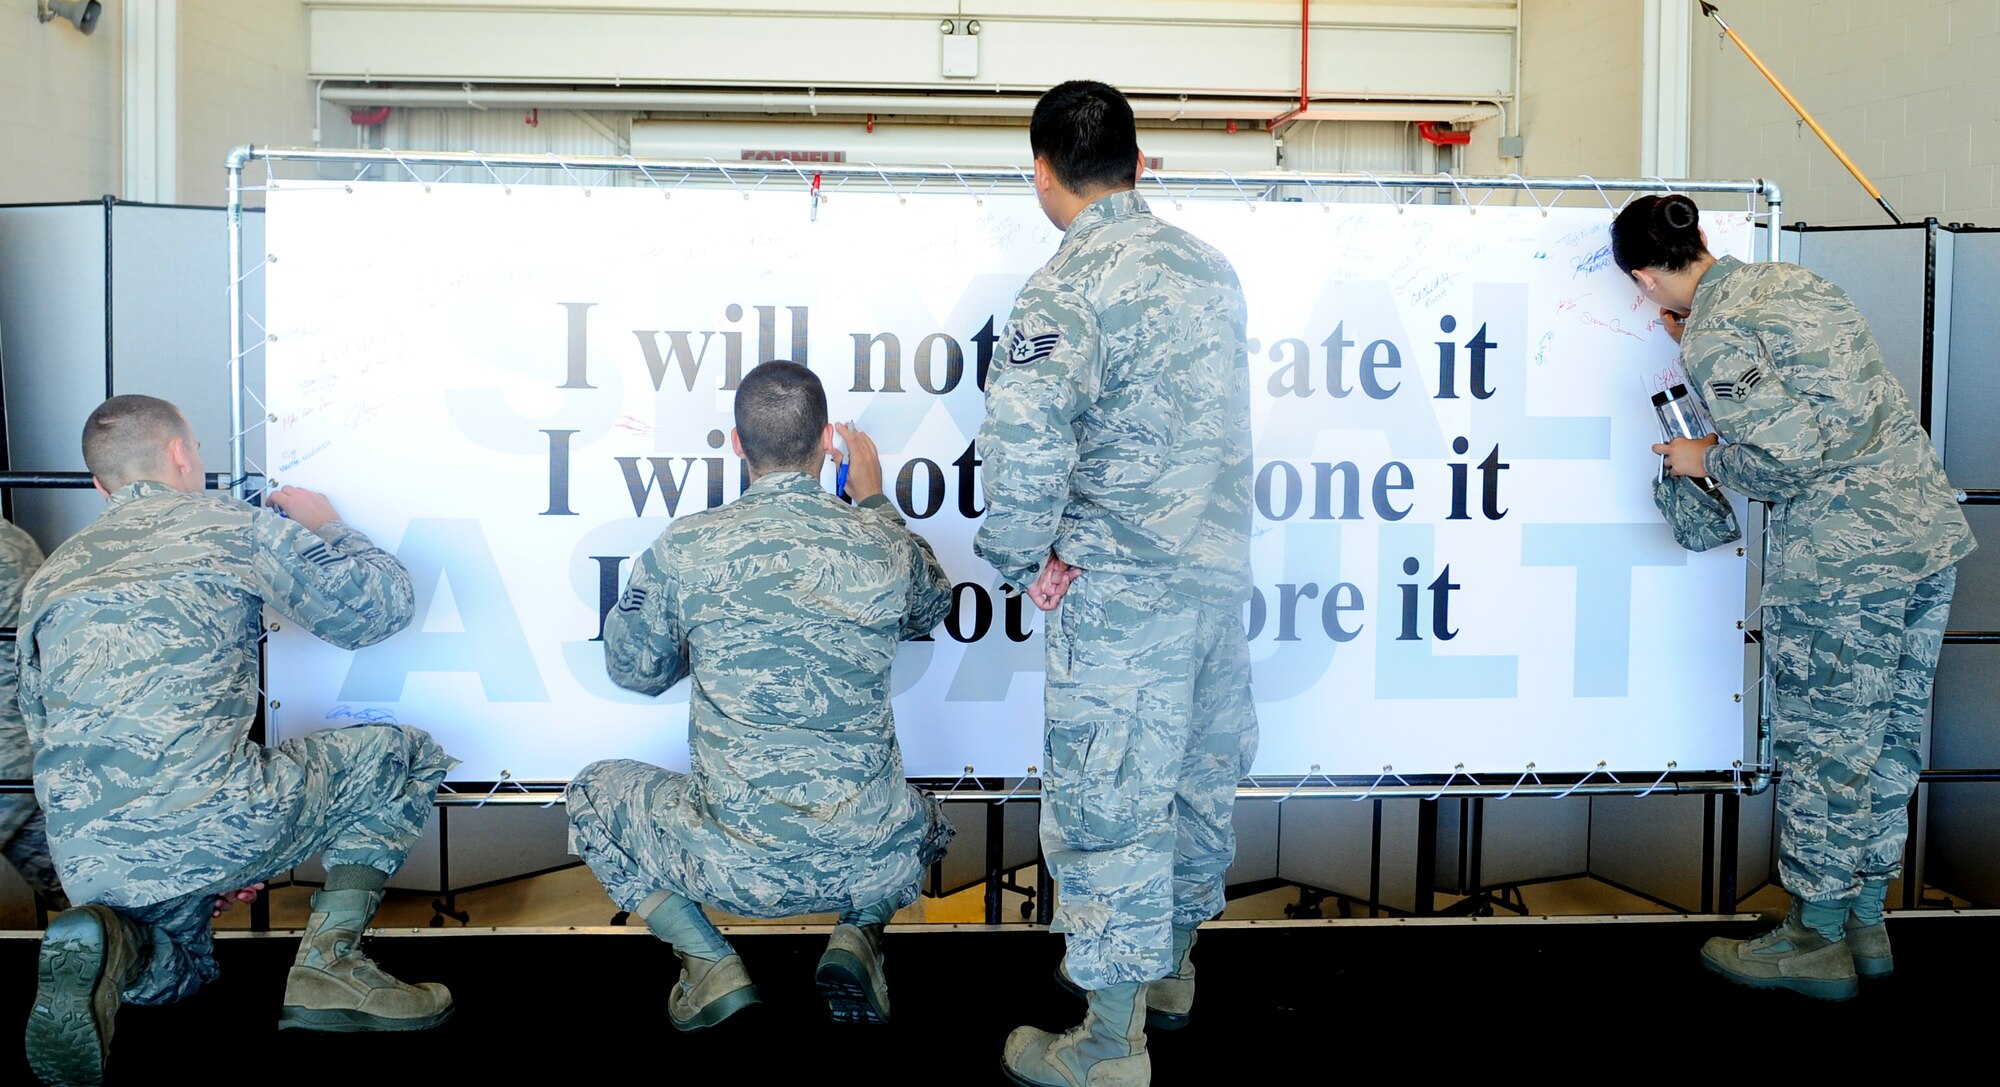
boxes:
[1007,329,1062,367]
[1709,365,1764,402]
[298,542,341,567]
[617,586,648,613]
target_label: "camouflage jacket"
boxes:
[975,189,1254,606]
[604,471,952,867]
[1652,474,1741,554]
[17,481,414,906]
[1686,256,1975,604]
[0,520,46,781]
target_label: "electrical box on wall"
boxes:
[940,18,979,78]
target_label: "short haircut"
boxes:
[1030,80,1140,195]
[1611,194,1710,275]
[734,361,827,472]
[81,394,191,490]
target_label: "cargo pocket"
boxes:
[1803,622,1893,712]
[1044,704,1141,851]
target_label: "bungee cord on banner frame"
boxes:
[224,145,1786,806]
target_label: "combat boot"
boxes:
[1053,927,1198,1031]
[26,905,145,1087]
[817,922,891,1024]
[1847,879,1892,978]
[278,888,454,1031]
[635,889,760,1032]
[1845,917,1893,979]
[1143,927,1197,1030]
[667,953,761,1031]
[1700,907,1858,1002]
[1003,982,1149,1087]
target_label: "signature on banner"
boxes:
[324,705,400,724]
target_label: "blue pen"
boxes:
[834,424,851,498]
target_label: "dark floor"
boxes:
[5,914,1996,1083]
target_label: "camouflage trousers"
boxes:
[106,724,454,1005]
[4,731,63,901]
[0,795,62,900]
[1767,565,1956,904]
[1041,573,1258,990]
[567,758,954,921]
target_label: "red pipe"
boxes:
[349,106,391,126]
[1417,121,1470,146]
[1299,0,1310,115]
[1269,0,1311,129]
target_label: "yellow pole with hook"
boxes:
[1699,1,1901,223]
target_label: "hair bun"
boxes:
[1661,196,1698,231]
[1611,194,1710,274]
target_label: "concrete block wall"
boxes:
[0,0,122,204]
[1692,0,2000,227]
[1516,0,1643,180]
[176,0,319,207]
[0,1,322,209]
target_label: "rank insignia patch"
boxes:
[1007,330,1061,366]
[1709,366,1764,401]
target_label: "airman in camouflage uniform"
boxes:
[0,518,63,910]
[976,81,1257,1087]
[20,395,456,1085]
[568,361,954,1032]
[1622,196,1975,1001]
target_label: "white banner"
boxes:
[264,181,1754,780]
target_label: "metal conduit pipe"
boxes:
[322,87,1285,117]
[0,472,258,489]
[238,146,1773,200]
[316,85,1501,124]
[22,768,2000,801]
[27,775,2000,802]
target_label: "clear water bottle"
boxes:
[1651,383,1724,498]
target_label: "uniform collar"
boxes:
[743,469,822,498]
[103,478,181,512]
[1690,254,1746,315]
[1064,188,1150,239]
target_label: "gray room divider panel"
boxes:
[1925,227,2000,906]
[1435,795,1589,894]
[0,202,112,551]
[0,199,269,919]
[1788,224,1951,439]
[109,203,267,483]
[0,200,266,551]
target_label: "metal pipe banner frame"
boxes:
[226,146,1784,801]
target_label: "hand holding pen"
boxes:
[830,421,884,503]
[1659,307,1687,344]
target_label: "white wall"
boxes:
[0,0,122,204]
[177,0,319,207]
[1692,0,2000,227]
